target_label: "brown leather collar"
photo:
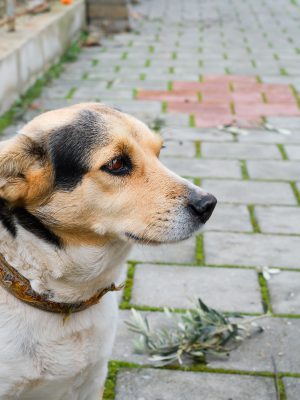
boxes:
[0,252,123,314]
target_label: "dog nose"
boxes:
[187,192,217,224]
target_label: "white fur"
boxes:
[0,224,131,399]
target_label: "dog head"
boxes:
[0,103,216,247]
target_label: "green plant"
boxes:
[126,298,264,366]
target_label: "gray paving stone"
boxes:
[283,378,300,400]
[255,206,300,234]
[160,140,195,157]
[131,264,263,312]
[247,161,300,181]
[285,145,300,160]
[161,127,234,142]
[128,238,196,263]
[202,180,297,205]
[205,204,252,232]
[115,369,276,400]
[162,158,241,178]
[202,143,281,160]
[267,117,300,129]
[239,131,300,144]
[268,271,300,314]
[204,232,300,268]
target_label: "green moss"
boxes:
[277,144,289,160]
[290,182,300,205]
[91,59,99,67]
[261,92,268,103]
[103,361,120,400]
[114,65,120,73]
[230,101,236,115]
[256,75,262,84]
[189,114,196,127]
[197,92,202,102]
[290,85,300,109]
[195,140,201,158]
[224,67,231,75]
[278,377,287,400]
[120,263,136,307]
[81,72,89,80]
[240,160,249,180]
[121,51,128,60]
[169,66,175,74]
[194,178,202,187]
[258,273,273,314]
[149,45,155,53]
[132,88,138,99]
[280,67,288,76]
[65,86,77,100]
[248,205,261,233]
[167,81,173,91]
[0,34,85,133]
[145,59,151,67]
[172,52,177,60]
[139,73,146,81]
[162,101,168,113]
[196,235,204,265]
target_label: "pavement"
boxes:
[2,0,300,399]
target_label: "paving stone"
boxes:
[128,238,196,263]
[268,271,300,314]
[161,158,241,178]
[161,127,234,142]
[115,369,276,400]
[131,264,263,312]
[160,140,195,157]
[255,206,300,234]
[202,142,281,160]
[238,130,300,144]
[202,179,296,205]
[285,145,300,160]
[267,117,300,129]
[204,232,300,268]
[283,378,300,400]
[247,161,300,181]
[205,204,252,232]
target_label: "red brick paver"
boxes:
[137,75,300,127]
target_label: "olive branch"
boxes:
[125,298,266,366]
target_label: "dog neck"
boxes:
[0,216,131,304]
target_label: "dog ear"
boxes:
[0,134,51,205]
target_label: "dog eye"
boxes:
[101,155,132,176]
[108,158,124,171]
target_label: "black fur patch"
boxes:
[48,109,109,190]
[14,207,61,247]
[0,198,16,236]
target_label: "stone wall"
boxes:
[0,0,86,116]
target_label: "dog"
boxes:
[0,103,216,399]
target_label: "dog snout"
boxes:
[187,191,217,224]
